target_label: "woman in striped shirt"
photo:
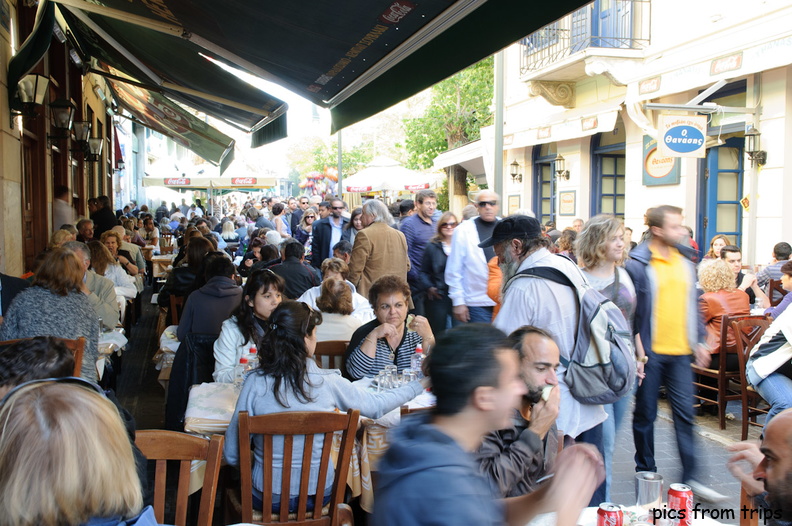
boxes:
[345,275,435,379]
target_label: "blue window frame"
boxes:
[590,129,626,218]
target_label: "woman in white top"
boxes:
[213,269,284,382]
[314,278,363,342]
[271,202,291,238]
[87,241,137,301]
[576,214,643,501]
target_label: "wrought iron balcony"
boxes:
[520,0,650,76]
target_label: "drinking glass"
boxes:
[635,472,663,513]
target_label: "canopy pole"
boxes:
[337,131,343,199]
[493,50,504,199]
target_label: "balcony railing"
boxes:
[520,0,650,75]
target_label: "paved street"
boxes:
[610,398,761,523]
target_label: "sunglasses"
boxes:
[305,215,316,219]
[477,201,497,208]
[331,206,344,210]
[441,222,458,228]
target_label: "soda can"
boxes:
[597,503,623,526]
[667,483,693,526]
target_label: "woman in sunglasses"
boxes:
[293,206,317,262]
[418,211,459,337]
[224,300,427,514]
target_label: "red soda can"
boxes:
[597,503,624,526]
[667,483,694,526]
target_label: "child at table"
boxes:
[212,269,284,382]
[223,300,428,513]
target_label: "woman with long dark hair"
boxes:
[212,269,284,382]
[224,300,427,514]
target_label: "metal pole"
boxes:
[493,51,504,199]
[746,73,761,268]
[337,130,343,199]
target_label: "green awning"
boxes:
[7,1,55,114]
[105,66,235,172]
[50,0,586,132]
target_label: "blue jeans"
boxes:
[252,491,331,513]
[754,370,792,429]
[633,353,698,483]
[467,306,494,323]
[603,393,632,501]
[577,423,606,506]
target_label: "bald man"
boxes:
[445,190,501,323]
[728,408,792,521]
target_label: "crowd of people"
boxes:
[1,189,792,525]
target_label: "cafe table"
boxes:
[151,253,176,279]
[182,376,435,513]
[97,328,128,380]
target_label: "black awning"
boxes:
[58,3,288,146]
[51,0,586,131]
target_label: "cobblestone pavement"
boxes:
[610,398,762,524]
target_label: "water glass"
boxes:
[375,371,386,392]
[635,472,663,512]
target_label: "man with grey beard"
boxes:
[482,215,608,505]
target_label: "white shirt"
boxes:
[315,313,363,342]
[298,281,375,323]
[494,248,607,438]
[445,218,495,307]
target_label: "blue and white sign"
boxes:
[658,114,707,158]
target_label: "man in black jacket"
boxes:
[92,195,120,238]
[272,241,322,299]
[311,197,350,269]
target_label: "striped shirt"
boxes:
[346,321,423,379]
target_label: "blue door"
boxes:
[698,138,744,248]
[593,0,633,48]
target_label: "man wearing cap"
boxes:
[483,215,607,504]
[445,191,501,323]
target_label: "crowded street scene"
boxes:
[2,0,792,525]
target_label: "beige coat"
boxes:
[348,222,410,298]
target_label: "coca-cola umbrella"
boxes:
[342,156,439,193]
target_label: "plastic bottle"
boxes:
[246,345,259,372]
[410,344,425,379]
[234,356,249,389]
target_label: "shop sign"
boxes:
[405,183,429,191]
[642,135,680,186]
[165,178,191,186]
[231,177,257,185]
[346,185,373,192]
[658,114,707,158]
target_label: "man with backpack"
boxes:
[486,215,608,504]
[626,205,726,503]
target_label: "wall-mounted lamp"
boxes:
[86,137,104,163]
[47,99,77,145]
[12,74,49,121]
[744,125,767,166]
[509,160,523,183]
[554,154,570,180]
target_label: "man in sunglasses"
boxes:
[311,197,351,270]
[445,190,501,323]
[290,196,311,233]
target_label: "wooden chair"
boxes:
[170,295,186,326]
[313,340,348,371]
[160,233,175,255]
[0,336,85,377]
[135,431,224,526]
[400,404,432,416]
[767,279,787,307]
[692,314,764,429]
[732,317,772,440]
[740,487,759,526]
[228,409,359,525]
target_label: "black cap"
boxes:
[478,216,543,248]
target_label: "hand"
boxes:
[419,376,431,390]
[118,256,129,266]
[427,287,442,301]
[727,441,765,496]
[636,361,646,386]
[453,305,469,323]
[372,323,399,340]
[695,343,711,368]
[80,280,91,296]
[527,385,560,439]
[547,444,605,525]
[408,315,433,341]
[739,273,757,291]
